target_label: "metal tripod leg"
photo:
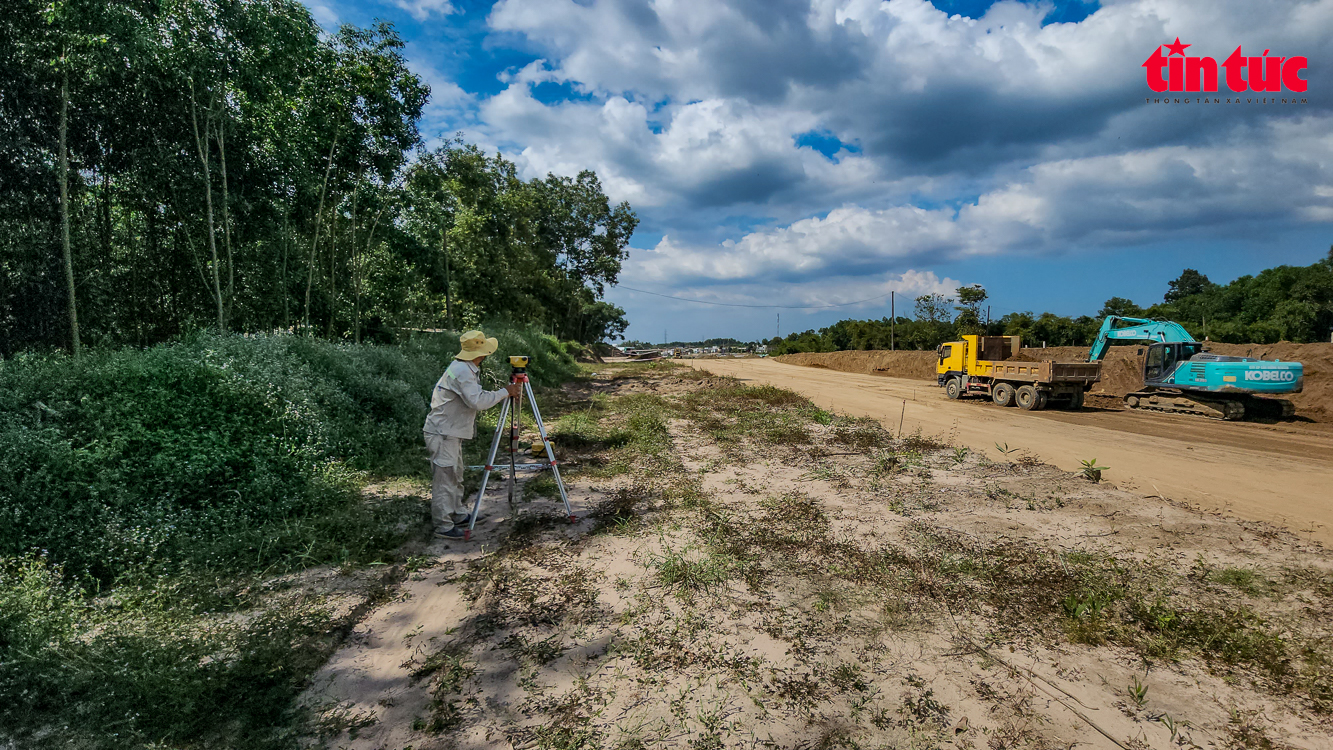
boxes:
[508,382,521,507]
[524,380,576,523]
[464,397,511,542]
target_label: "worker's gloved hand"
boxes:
[505,383,522,398]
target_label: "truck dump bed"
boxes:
[974,360,1101,386]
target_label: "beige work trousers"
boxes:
[425,433,468,530]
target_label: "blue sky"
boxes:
[302,0,1333,342]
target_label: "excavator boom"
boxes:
[1088,316,1194,362]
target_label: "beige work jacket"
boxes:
[422,360,508,439]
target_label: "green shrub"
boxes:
[0,555,337,749]
[0,325,577,748]
[0,326,576,586]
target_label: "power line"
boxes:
[614,284,898,309]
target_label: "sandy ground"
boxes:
[688,358,1333,547]
[302,368,1333,750]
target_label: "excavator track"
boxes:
[1124,392,1294,421]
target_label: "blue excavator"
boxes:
[1088,316,1303,420]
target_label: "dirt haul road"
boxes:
[689,357,1333,546]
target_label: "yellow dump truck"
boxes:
[935,335,1101,411]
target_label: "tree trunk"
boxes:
[58,60,81,356]
[144,203,159,346]
[281,187,291,331]
[217,122,234,322]
[175,203,214,299]
[347,171,360,342]
[99,171,112,264]
[303,133,337,333]
[358,208,384,345]
[189,82,225,331]
[326,201,338,338]
[443,223,453,330]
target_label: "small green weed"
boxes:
[649,542,735,595]
[1209,567,1269,597]
[1126,674,1149,710]
[1080,458,1109,482]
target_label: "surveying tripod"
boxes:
[464,355,576,541]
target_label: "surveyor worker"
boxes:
[423,330,521,540]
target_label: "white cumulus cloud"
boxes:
[467,0,1333,319]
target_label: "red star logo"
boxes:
[1164,37,1190,56]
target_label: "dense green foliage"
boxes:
[1,552,343,748]
[769,251,1333,354]
[0,328,575,747]
[0,329,574,586]
[1107,255,1333,344]
[0,0,635,356]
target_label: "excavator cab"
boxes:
[1143,342,1206,385]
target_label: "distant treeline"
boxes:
[1,0,635,357]
[622,337,752,350]
[769,250,1333,355]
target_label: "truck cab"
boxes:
[936,335,1021,384]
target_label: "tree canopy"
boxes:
[0,0,635,357]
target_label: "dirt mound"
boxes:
[778,341,1333,422]
[1012,346,1144,397]
[776,350,937,380]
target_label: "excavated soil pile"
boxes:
[776,350,938,380]
[1012,346,1144,397]
[774,347,1123,386]
[777,341,1333,422]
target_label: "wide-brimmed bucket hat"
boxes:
[455,330,499,360]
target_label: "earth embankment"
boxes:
[777,341,1333,422]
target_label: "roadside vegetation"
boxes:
[0,326,576,749]
[356,360,1333,750]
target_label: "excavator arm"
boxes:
[1088,316,1196,361]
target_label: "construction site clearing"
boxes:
[775,340,1333,427]
[306,362,1333,750]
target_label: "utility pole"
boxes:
[890,292,895,351]
[776,313,780,340]
[986,305,991,326]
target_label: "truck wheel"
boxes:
[1069,390,1085,410]
[993,382,1016,407]
[945,378,963,400]
[1035,392,1049,410]
[1016,385,1039,410]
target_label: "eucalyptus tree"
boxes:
[527,170,637,341]
[15,0,119,354]
[301,22,426,334]
[0,0,632,354]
